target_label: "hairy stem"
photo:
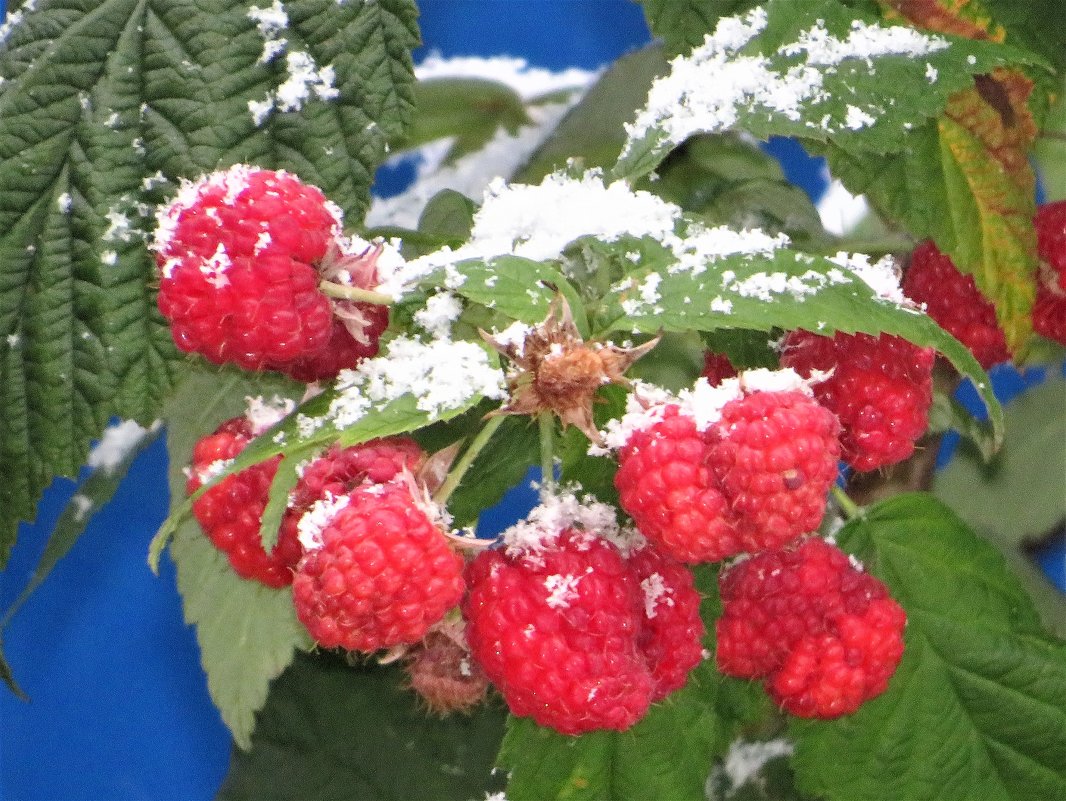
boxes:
[433,415,506,506]
[831,484,863,520]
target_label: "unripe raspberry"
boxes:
[780,331,934,472]
[187,416,300,588]
[716,538,906,719]
[903,241,1009,369]
[292,483,464,652]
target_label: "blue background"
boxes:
[0,2,1062,800]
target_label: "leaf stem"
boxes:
[831,485,863,521]
[318,281,394,306]
[433,415,506,506]
[538,412,556,488]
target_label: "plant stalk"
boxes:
[433,415,505,506]
[831,484,863,521]
[318,281,394,306]
[538,412,556,488]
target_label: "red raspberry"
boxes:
[1036,200,1066,291]
[614,406,734,563]
[701,351,738,386]
[1032,281,1066,345]
[903,241,1009,369]
[716,538,906,719]
[154,165,387,381]
[613,383,840,563]
[780,331,934,472]
[187,417,301,588]
[463,529,655,735]
[292,483,464,652]
[628,545,705,700]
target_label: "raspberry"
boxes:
[187,416,301,588]
[903,241,1009,369]
[701,351,738,386]
[463,528,655,734]
[628,545,705,700]
[780,331,934,472]
[613,382,840,563]
[1032,281,1066,345]
[154,165,388,381]
[292,483,464,652]
[1036,200,1066,291]
[716,538,906,719]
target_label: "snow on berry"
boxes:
[903,241,1009,369]
[780,329,934,471]
[292,482,464,652]
[716,538,906,719]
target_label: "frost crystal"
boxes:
[297,492,349,551]
[544,574,583,609]
[640,572,672,619]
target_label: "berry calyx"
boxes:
[903,241,1009,369]
[780,331,934,472]
[716,538,906,719]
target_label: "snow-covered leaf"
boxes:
[791,493,1066,801]
[0,0,418,565]
[640,0,761,57]
[615,0,1042,181]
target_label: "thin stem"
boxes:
[538,412,556,488]
[831,484,863,521]
[318,281,394,306]
[433,415,505,506]
[815,237,914,257]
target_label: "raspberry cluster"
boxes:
[780,331,934,472]
[611,373,841,563]
[716,538,906,718]
[903,241,1010,369]
[154,165,387,381]
[1034,201,1066,345]
[462,498,704,734]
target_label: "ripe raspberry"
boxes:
[154,165,388,381]
[292,483,464,652]
[903,241,1009,369]
[628,545,705,700]
[716,538,906,719]
[613,377,840,563]
[1036,200,1066,291]
[780,331,934,472]
[187,416,301,588]
[701,351,738,386]
[614,405,735,563]
[1032,281,1066,345]
[404,629,490,715]
[463,528,655,734]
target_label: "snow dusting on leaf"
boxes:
[86,420,157,474]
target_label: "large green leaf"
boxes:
[217,651,508,801]
[615,0,1042,181]
[0,0,418,565]
[791,494,1066,801]
[597,239,1003,442]
[162,365,310,749]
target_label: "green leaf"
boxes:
[418,188,478,244]
[404,77,531,159]
[1034,75,1066,202]
[0,419,161,696]
[258,449,313,553]
[0,0,418,565]
[598,240,1003,441]
[161,365,308,749]
[968,0,1066,73]
[445,416,540,529]
[640,0,762,57]
[791,493,1066,801]
[217,651,508,801]
[614,0,1042,181]
[926,391,998,463]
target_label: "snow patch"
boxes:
[247,1,289,63]
[87,420,157,474]
[817,178,869,236]
[719,738,795,794]
[414,291,464,339]
[57,193,72,213]
[500,486,620,556]
[640,572,673,619]
[544,574,583,609]
[297,492,349,550]
[244,395,296,434]
[414,53,597,101]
